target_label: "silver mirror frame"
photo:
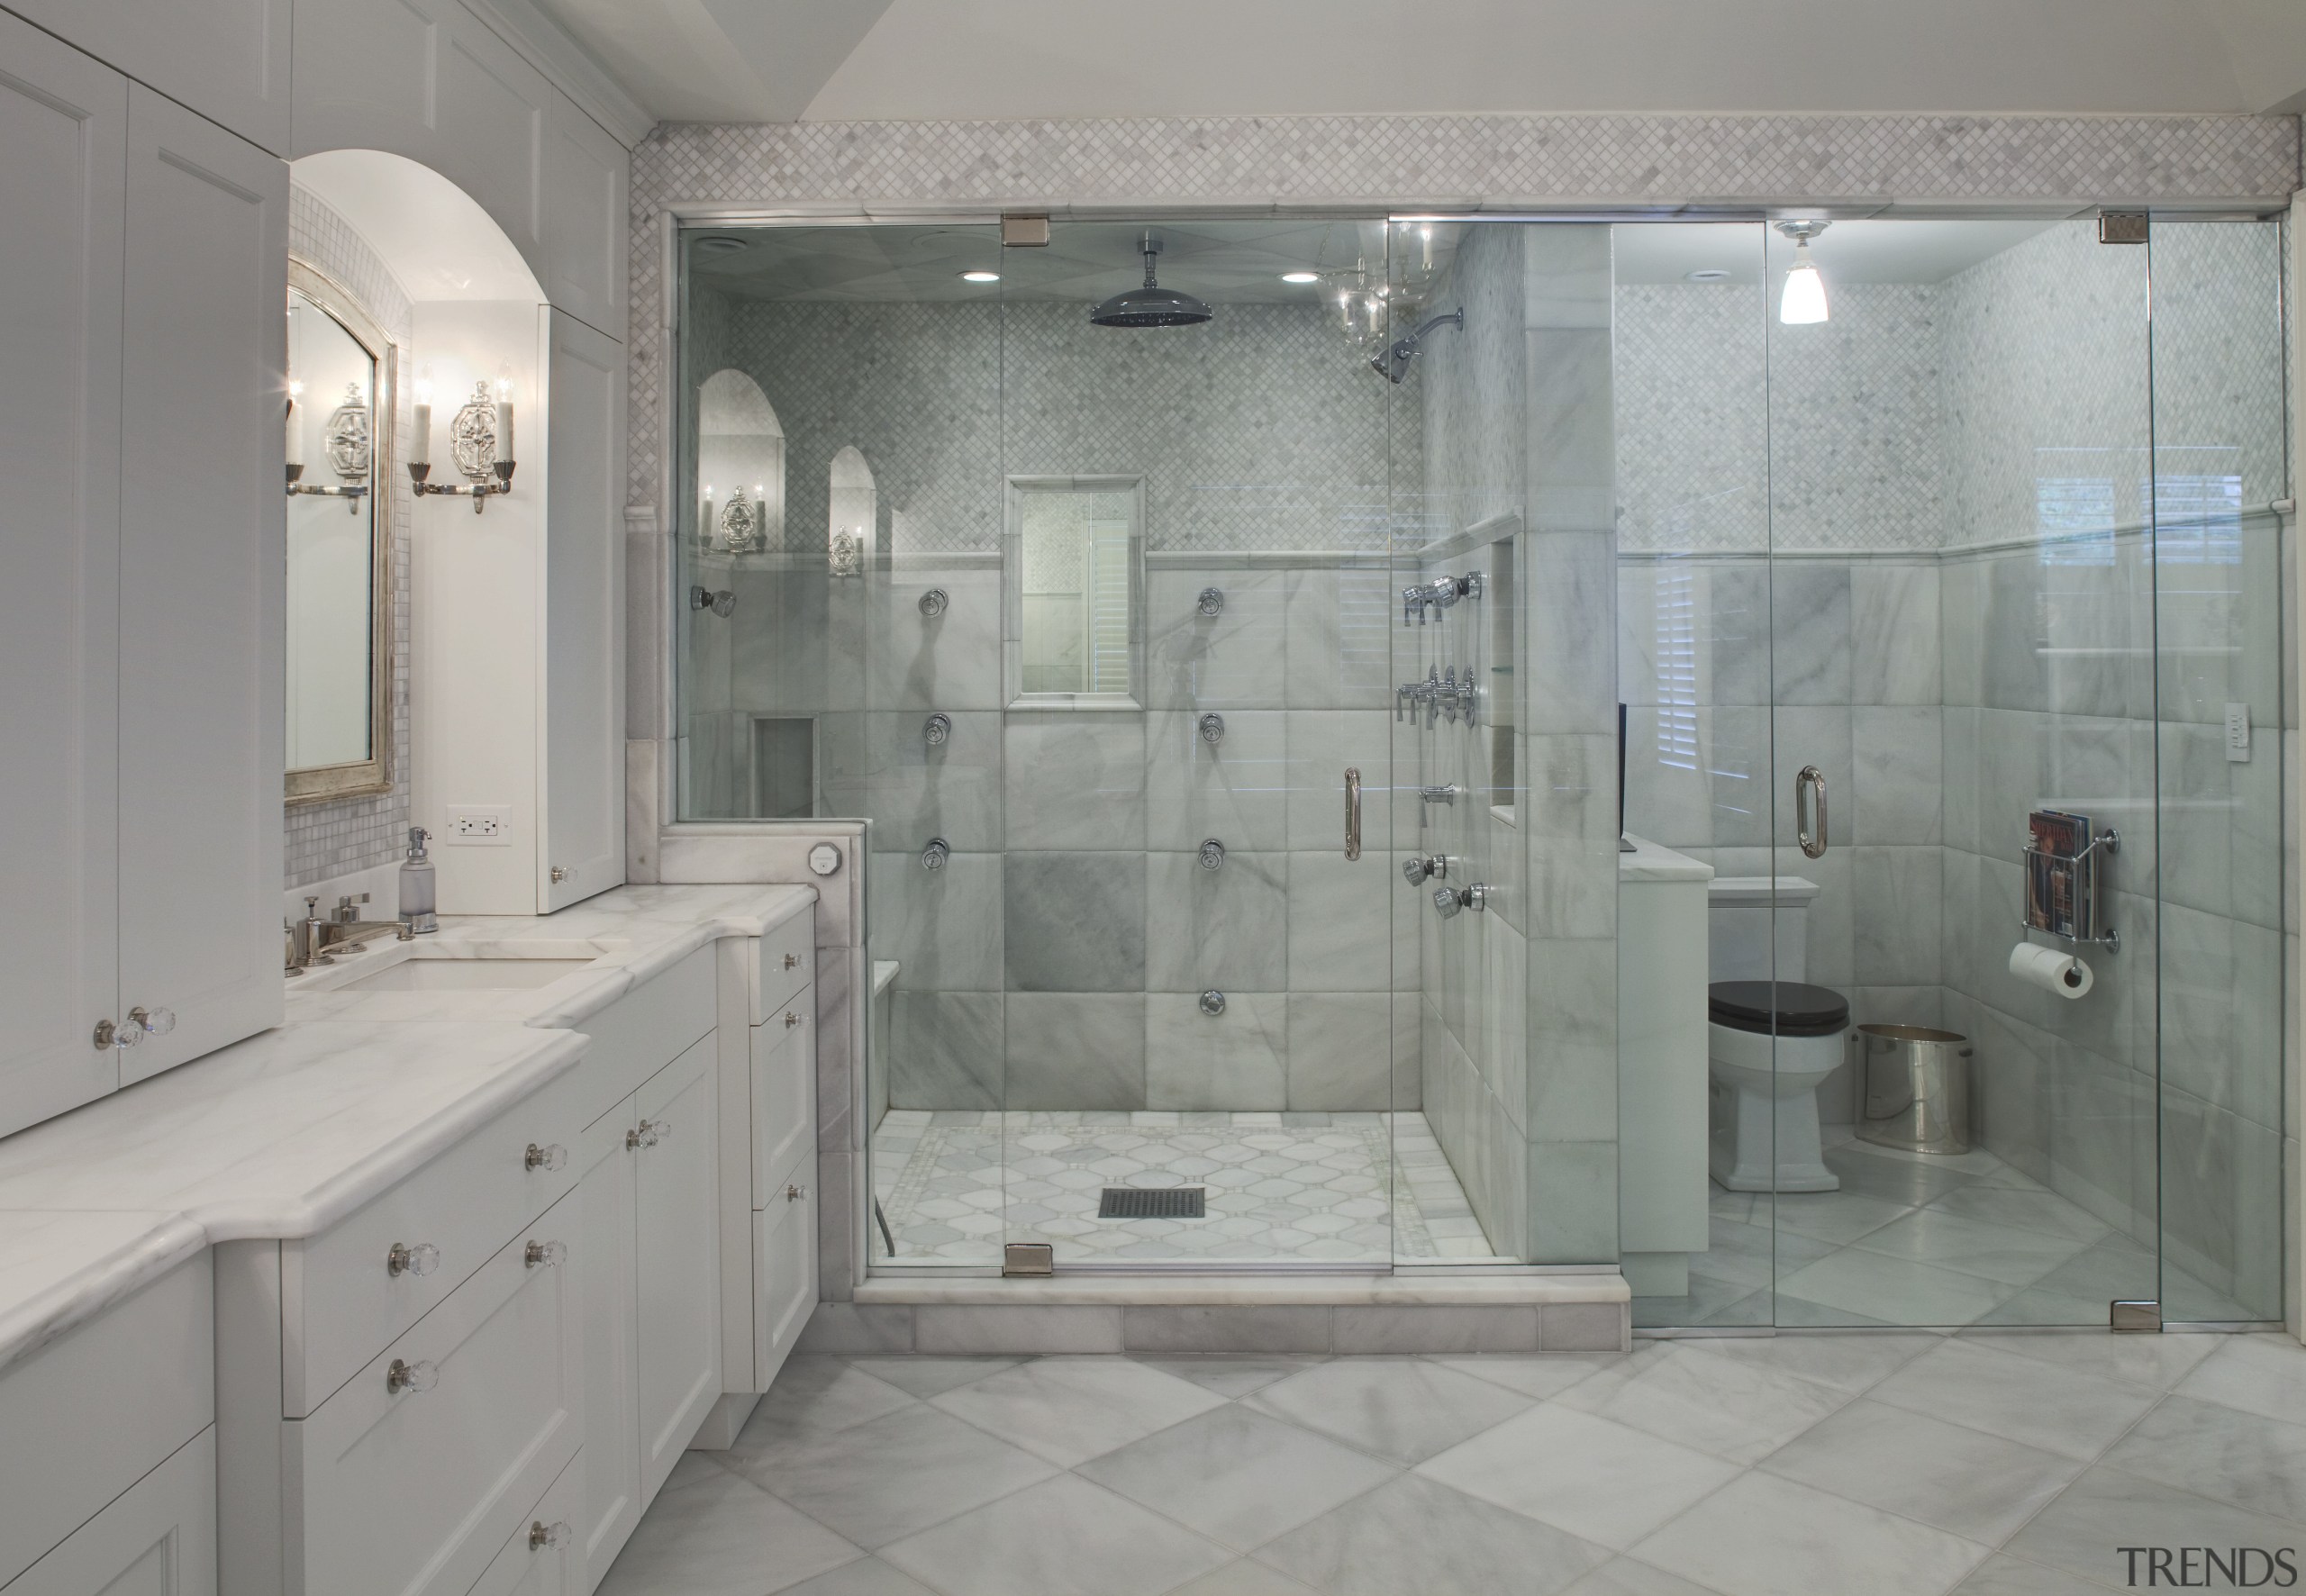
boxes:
[285,258,396,806]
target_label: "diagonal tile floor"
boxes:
[871,1111,1510,1265]
[1645,1129,2267,1329]
[595,1328,2306,1596]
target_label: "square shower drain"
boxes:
[1099,1186,1206,1219]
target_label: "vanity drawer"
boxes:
[752,1177,815,1393]
[570,947,715,1130]
[751,911,814,1025]
[464,1453,581,1596]
[282,1066,580,1417]
[286,1194,579,1596]
[751,1000,815,1207]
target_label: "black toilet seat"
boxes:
[1707,980,1849,1037]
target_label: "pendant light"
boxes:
[1775,220,1829,325]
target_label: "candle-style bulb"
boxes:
[494,378,514,465]
[285,383,303,468]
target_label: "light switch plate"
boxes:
[2224,703,2250,762]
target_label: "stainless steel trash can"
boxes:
[1855,1024,1973,1155]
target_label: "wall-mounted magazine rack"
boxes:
[2021,812,2120,954]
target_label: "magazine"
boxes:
[2025,809,2093,939]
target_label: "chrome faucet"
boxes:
[286,893,413,975]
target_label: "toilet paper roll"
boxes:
[2009,941,2093,1000]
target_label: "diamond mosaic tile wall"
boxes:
[286,186,415,889]
[627,111,2298,512]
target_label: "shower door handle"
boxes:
[1795,765,1829,860]
[1344,766,1362,861]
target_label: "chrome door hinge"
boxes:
[2111,1299,2161,1331]
[1002,1242,1054,1276]
[2098,211,2149,245]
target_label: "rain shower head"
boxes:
[1088,232,1212,328]
[1371,308,1464,383]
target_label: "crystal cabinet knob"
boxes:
[626,1119,670,1150]
[525,1239,567,1269]
[525,1142,568,1172]
[93,1019,138,1050]
[387,1241,440,1278]
[785,1182,807,1202]
[783,952,801,970]
[386,1358,438,1394]
[128,1005,176,1036]
[530,1521,571,1552]
[784,1011,802,1029]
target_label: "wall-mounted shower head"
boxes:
[1371,308,1464,383]
[1089,231,1213,328]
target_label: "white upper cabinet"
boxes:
[0,12,126,1139]
[542,309,626,910]
[2,0,289,154]
[116,86,286,1084]
[292,0,628,335]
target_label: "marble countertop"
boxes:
[284,884,816,1028]
[0,884,813,1379]
[1620,833,1713,883]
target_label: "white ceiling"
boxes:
[292,150,544,301]
[532,0,2306,125]
[1611,220,2066,286]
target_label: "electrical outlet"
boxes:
[445,805,512,845]
[2225,703,2251,763]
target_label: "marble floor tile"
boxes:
[1076,1403,1398,1552]
[843,1356,1024,1400]
[1416,1402,1739,1550]
[2100,1395,2306,1522]
[776,1559,940,1596]
[1256,1473,1613,1596]
[1955,1328,2217,1391]
[2172,1331,2306,1429]
[1668,1332,1939,1394]
[1633,1472,1989,1596]
[1775,1247,2015,1328]
[1948,1553,2124,1596]
[1131,1355,1328,1398]
[1848,1209,2095,1288]
[735,1357,916,1443]
[1559,1342,1857,1465]
[596,1454,862,1596]
[1759,1398,2085,1544]
[1422,1352,1622,1400]
[724,1403,1058,1548]
[1165,1562,1326,1596]
[1921,1186,2112,1246]
[878,1474,1232,1596]
[1558,1561,1728,1596]
[2005,1465,2302,1590]
[928,1356,1227,1467]
[1247,1356,1534,1465]
[1770,1189,1918,1247]
[1868,1339,2159,1461]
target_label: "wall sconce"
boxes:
[704,482,770,554]
[285,381,372,514]
[409,378,515,513]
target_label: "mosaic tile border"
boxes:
[625,110,2299,508]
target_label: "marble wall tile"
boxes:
[2158,899,2283,1130]
[1331,1305,1540,1354]
[1707,706,1775,848]
[2154,525,2283,727]
[1521,532,1618,733]
[1120,1307,1331,1355]
[1621,705,1715,851]
[2156,719,2283,931]
[1539,1302,1630,1352]
[2038,558,2152,722]
[1526,1140,1620,1264]
[1003,713,1148,849]
[1146,850,1288,993]
[872,849,1004,992]
[1004,993,1147,1110]
[1146,710,1289,851]
[2047,1046,2155,1238]
[1523,734,1618,940]
[1285,567,1395,711]
[1939,707,1980,855]
[795,1302,918,1355]
[1478,914,1530,1130]
[1766,564,1853,705]
[1526,326,1615,533]
[1146,992,1288,1111]
[1285,993,1397,1111]
[1960,997,2053,1183]
[1286,851,1394,992]
[1004,852,1147,992]
[1852,707,1943,845]
[1851,846,1943,987]
[1705,565,1772,707]
[1851,565,1942,705]
[889,991,1003,1111]
[1525,938,1616,1143]
[2159,1087,2284,1319]
[825,711,1003,854]
[1284,711,1396,850]
[868,568,1003,711]
[1146,570,1288,711]
[917,1306,1125,1356]
[1937,559,1984,710]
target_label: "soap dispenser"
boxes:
[399,827,439,933]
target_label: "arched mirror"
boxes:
[828,445,876,576]
[285,261,394,801]
[697,367,784,554]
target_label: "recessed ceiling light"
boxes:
[958,270,1001,283]
[1280,271,1321,284]
[1686,268,1731,282]
[695,236,745,254]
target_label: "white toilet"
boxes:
[1707,876,1847,1193]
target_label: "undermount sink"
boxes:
[338,957,598,993]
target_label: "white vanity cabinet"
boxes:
[1,0,290,154]
[0,13,286,1140]
[0,1259,215,1595]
